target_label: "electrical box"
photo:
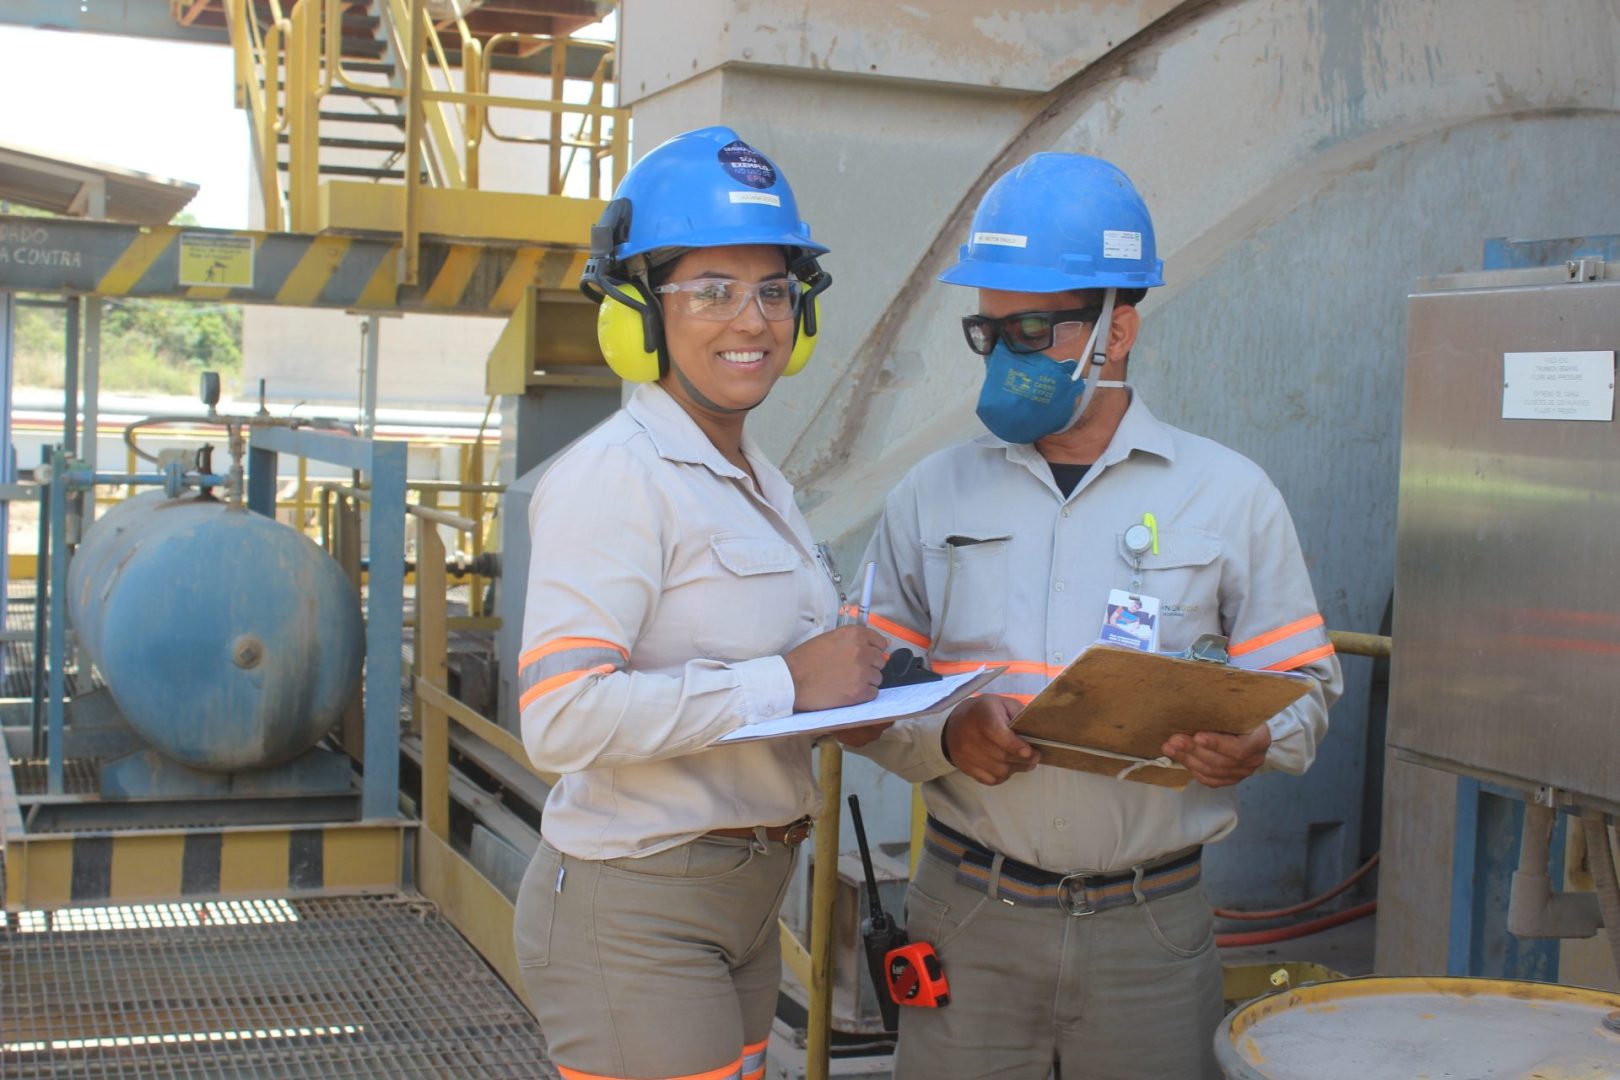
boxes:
[1389,263,1620,809]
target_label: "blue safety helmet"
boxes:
[939,152,1164,293]
[582,126,831,379]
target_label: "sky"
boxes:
[0,27,251,228]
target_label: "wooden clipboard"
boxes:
[1010,643,1311,789]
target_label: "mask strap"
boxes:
[1055,287,1121,435]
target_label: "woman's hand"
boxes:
[784,626,887,711]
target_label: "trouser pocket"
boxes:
[514,840,564,968]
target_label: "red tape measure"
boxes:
[885,941,950,1008]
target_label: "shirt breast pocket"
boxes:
[694,534,805,661]
[921,534,1012,654]
[1118,528,1223,645]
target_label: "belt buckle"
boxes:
[781,817,814,847]
[1057,872,1097,917]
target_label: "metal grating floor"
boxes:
[1,892,560,1078]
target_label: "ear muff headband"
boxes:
[782,262,832,376]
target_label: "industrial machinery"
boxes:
[67,489,363,783]
[1384,236,1620,986]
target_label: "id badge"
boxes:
[1099,588,1161,653]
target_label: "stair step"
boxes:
[339,36,386,58]
[345,59,395,76]
[276,133,405,152]
[325,83,398,99]
[276,162,421,181]
[318,110,407,126]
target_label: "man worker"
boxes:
[855,152,1343,1078]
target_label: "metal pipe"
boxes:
[360,316,380,438]
[406,504,478,533]
[82,297,101,519]
[806,741,843,1080]
[1327,630,1391,658]
[62,298,79,457]
[30,446,49,758]
[46,447,68,794]
[1581,812,1620,980]
[1508,801,1600,940]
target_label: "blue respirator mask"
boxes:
[968,290,1125,444]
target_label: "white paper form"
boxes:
[715,667,1005,745]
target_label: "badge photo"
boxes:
[1099,589,1160,653]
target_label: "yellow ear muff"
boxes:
[596,288,662,383]
[782,295,821,377]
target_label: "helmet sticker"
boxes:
[729,191,782,207]
[1103,230,1142,260]
[973,231,1028,248]
[717,140,777,189]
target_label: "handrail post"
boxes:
[547,39,566,194]
[402,0,426,284]
[806,740,843,1080]
[416,514,450,839]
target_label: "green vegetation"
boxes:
[8,209,243,397]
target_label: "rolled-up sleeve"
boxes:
[1222,484,1343,775]
[518,444,796,775]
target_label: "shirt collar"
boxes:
[624,383,795,512]
[980,386,1178,473]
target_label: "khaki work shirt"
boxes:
[858,391,1343,873]
[518,384,837,860]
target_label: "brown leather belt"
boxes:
[707,815,814,846]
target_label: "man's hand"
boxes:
[1161,725,1272,788]
[831,721,893,749]
[944,695,1039,785]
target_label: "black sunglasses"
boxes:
[961,307,1103,356]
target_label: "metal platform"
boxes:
[1,890,558,1078]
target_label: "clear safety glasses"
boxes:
[961,306,1102,356]
[652,276,802,322]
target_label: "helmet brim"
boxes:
[938,257,1164,292]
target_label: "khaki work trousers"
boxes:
[893,847,1224,1080]
[514,835,797,1080]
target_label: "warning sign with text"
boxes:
[178,233,254,288]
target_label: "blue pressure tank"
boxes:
[68,492,364,772]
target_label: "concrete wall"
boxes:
[617,0,1620,936]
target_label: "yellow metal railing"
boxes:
[224,0,628,278]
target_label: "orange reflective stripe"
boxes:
[1261,642,1336,672]
[741,1036,768,1080]
[742,1038,769,1056]
[932,660,1062,677]
[517,664,616,710]
[519,637,628,671]
[838,605,931,651]
[557,1058,743,1080]
[1229,614,1325,658]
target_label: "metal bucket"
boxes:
[1216,975,1620,1079]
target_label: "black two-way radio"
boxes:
[848,795,950,1032]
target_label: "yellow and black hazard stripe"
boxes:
[3,823,406,910]
[0,214,588,317]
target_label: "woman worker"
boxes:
[513,126,888,1080]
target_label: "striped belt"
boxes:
[924,817,1201,916]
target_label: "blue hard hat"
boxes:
[600,125,827,266]
[940,152,1164,293]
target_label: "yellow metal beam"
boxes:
[318,182,604,248]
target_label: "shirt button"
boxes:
[1054,818,1068,830]
[1053,652,1064,663]
[1061,507,1072,518]
[1054,581,1065,592]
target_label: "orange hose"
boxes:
[1214,853,1380,922]
[1215,900,1376,948]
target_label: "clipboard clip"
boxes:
[1177,634,1230,665]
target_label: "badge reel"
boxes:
[1100,523,1162,653]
